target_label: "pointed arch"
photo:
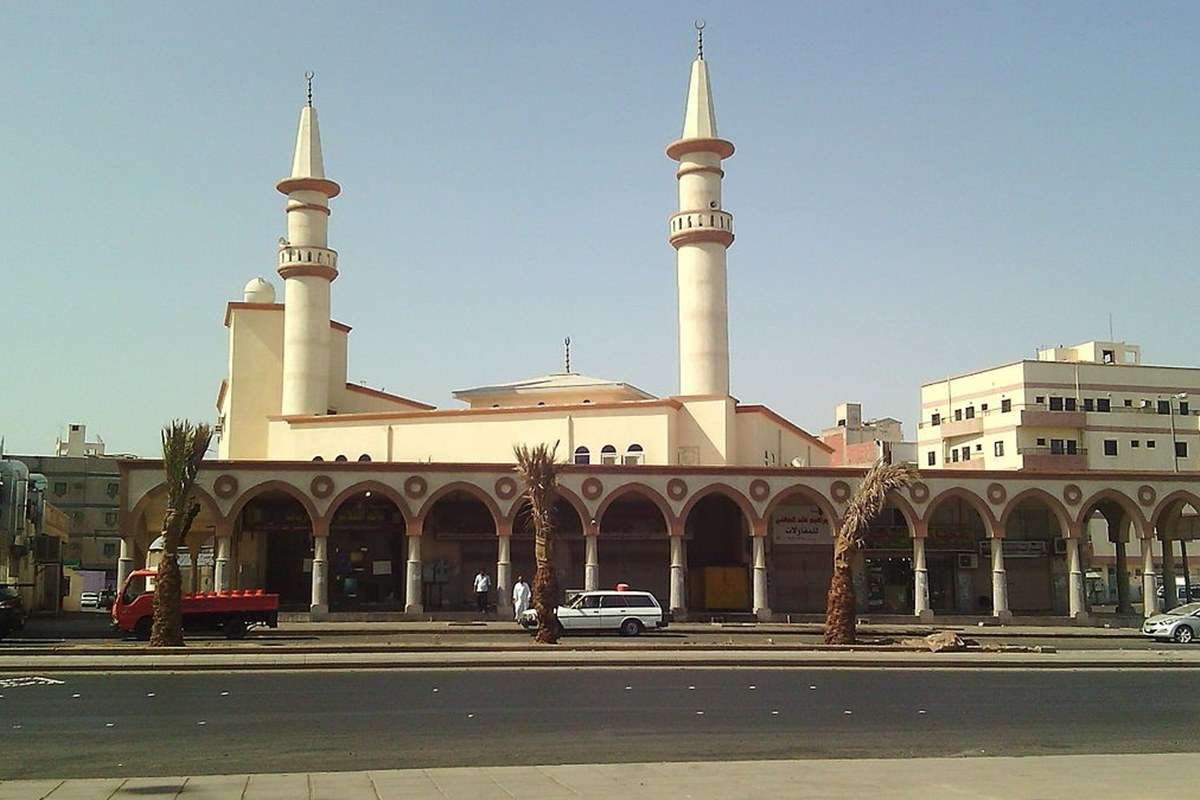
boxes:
[999,488,1075,538]
[594,482,675,536]
[1151,489,1200,533]
[415,480,503,531]
[1077,489,1148,538]
[923,487,997,538]
[761,484,840,534]
[325,480,413,526]
[679,482,758,534]
[129,481,223,533]
[225,480,319,528]
[504,484,590,531]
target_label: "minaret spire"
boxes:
[277,74,342,417]
[667,25,735,398]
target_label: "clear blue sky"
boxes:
[3,2,1198,456]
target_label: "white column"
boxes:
[405,534,423,614]
[752,535,770,621]
[1067,537,1087,623]
[214,534,232,592]
[496,535,513,618]
[990,538,1011,620]
[310,535,328,619]
[669,533,686,619]
[1142,537,1160,617]
[116,537,135,593]
[584,533,599,591]
[913,536,932,620]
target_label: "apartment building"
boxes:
[820,402,917,467]
[918,341,1199,472]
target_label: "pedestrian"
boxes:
[473,570,491,613]
[512,575,532,621]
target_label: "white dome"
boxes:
[243,277,276,304]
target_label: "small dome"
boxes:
[243,277,276,303]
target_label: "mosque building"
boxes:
[117,30,1199,625]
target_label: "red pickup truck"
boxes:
[112,569,279,640]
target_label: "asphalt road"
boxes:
[1,667,1198,780]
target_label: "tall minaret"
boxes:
[667,22,735,397]
[277,72,341,417]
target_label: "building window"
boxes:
[1064,397,1077,411]
[931,413,941,426]
[1083,398,1094,412]
[994,441,1004,457]
[623,444,645,465]
[357,454,371,462]
[600,445,618,465]
[1102,349,1115,364]
[1097,398,1110,412]
[1036,438,1047,447]
[573,446,590,465]
[965,406,975,419]
[312,456,324,462]
[927,451,936,466]
[1104,439,1118,456]
[53,482,67,496]
[961,446,971,461]
[334,454,348,462]
[1176,441,1189,458]
[981,403,988,412]
[1050,439,1064,455]
[954,409,963,421]
[1147,440,1157,449]
[1035,396,1045,405]
[1049,397,1064,411]
[1131,440,1140,448]
[105,512,117,526]
[1180,401,1190,416]
[103,543,118,558]
[1066,440,1078,455]
[1001,399,1012,413]
[951,449,959,463]
[1158,400,1171,415]
[107,481,120,497]
[975,443,982,452]
[1124,399,1133,407]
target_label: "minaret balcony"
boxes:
[668,209,734,248]
[278,245,339,280]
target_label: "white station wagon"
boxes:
[520,589,667,636]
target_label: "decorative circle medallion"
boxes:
[1062,484,1082,506]
[310,475,334,499]
[987,483,1007,505]
[213,474,238,499]
[909,482,930,503]
[666,478,689,501]
[749,479,770,502]
[831,481,852,503]
[1137,485,1157,507]
[495,477,518,501]
[581,477,604,500]
[404,475,428,499]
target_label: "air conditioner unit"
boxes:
[1139,400,1151,409]
[1053,539,1068,555]
[957,553,978,569]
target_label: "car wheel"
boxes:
[223,617,248,640]
[134,617,152,641]
[1173,625,1194,644]
[620,618,643,637]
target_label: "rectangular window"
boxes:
[1147,440,1157,449]
[1158,400,1171,415]
[927,451,936,467]
[965,406,975,419]
[975,443,982,452]
[102,543,118,558]
[1049,397,1064,411]
[1001,399,1012,413]
[1104,439,1118,456]
[1065,397,1077,411]
[951,449,959,463]
[1066,440,1078,455]
[1124,399,1133,407]
[1131,440,1140,448]
[1036,438,1047,447]
[931,413,941,426]
[53,482,67,495]
[1097,398,1111,412]
[1035,395,1046,405]
[980,403,988,412]
[1181,401,1191,416]
[1050,439,1064,455]
[994,441,1005,457]
[954,409,963,421]
[1083,398,1094,412]
[104,512,117,526]
[1176,441,1189,458]
[961,446,972,461]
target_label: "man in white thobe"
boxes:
[512,576,532,621]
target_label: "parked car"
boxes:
[79,591,101,609]
[0,585,26,640]
[520,589,667,636]
[1156,584,1200,602]
[1142,602,1200,643]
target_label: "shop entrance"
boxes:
[685,493,750,612]
[327,492,406,611]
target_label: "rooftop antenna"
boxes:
[564,337,571,373]
[305,70,315,107]
[695,18,705,60]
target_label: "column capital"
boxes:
[312,517,330,537]
[407,518,424,537]
[496,518,513,537]
[215,519,234,538]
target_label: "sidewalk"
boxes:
[1,646,1197,672]
[4,754,1198,799]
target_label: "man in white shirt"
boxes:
[511,575,532,622]
[473,570,491,613]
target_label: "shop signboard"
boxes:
[977,540,1048,558]
[771,505,832,544]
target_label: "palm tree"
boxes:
[824,460,917,645]
[149,420,212,647]
[513,441,561,644]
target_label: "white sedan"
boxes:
[1142,602,1200,643]
[520,589,667,636]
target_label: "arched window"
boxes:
[623,443,644,466]
[357,454,371,462]
[312,456,324,462]
[600,444,618,465]
[334,454,348,462]
[573,446,591,465]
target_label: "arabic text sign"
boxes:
[771,505,832,544]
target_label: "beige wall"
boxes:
[221,307,284,459]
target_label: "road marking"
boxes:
[748,685,757,690]
[0,676,66,688]
[843,710,853,715]
[105,722,115,727]
[695,710,704,715]
[771,710,780,715]
[147,692,155,697]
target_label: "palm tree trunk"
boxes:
[824,541,856,644]
[150,548,185,646]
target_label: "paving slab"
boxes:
[242,772,309,800]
